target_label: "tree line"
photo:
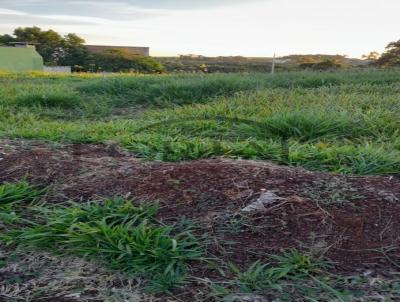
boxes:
[1,26,399,72]
[0,26,164,73]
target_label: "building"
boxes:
[86,45,150,56]
[0,43,43,72]
[180,54,204,59]
[44,66,72,74]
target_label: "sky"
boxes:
[0,0,399,57]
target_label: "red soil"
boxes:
[0,141,399,274]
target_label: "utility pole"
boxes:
[271,53,276,75]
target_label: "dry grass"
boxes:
[0,247,153,301]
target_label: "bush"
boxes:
[87,49,165,73]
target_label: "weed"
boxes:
[0,181,44,206]
[209,250,351,301]
[216,213,273,236]
[230,249,328,292]
[4,197,204,292]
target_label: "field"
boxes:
[0,70,400,301]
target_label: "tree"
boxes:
[0,34,15,45]
[298,57,346,70]
[89,48,165,73]
[1,26,87,66]
[1,26,164,73]
[292,55,347,70]
[376,40,400,67]
[13,27,63,64]
[56,33,89,67]
[362,51,380,61]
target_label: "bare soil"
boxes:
[1,140,399,300]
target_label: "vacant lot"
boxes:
[0,70,399,301]
[1,70,400,174]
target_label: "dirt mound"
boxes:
[0,140,399,273]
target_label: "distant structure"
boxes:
[180,54,203,59]
[44,66,72,74]
[0,42,43,72]
[86,45,150,56]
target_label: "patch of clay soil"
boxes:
[0,140,399,275]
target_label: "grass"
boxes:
[1,193,204,293]
[1,67,399,299]
[14,89,82,109]
[0,69,400,175]
[300,179,364,205]
[0,250,151,301]
[0,181,46,226]
[0,181,44,205]
[1,181,399,300]
[209,250,400,301]
[210,250,343,301]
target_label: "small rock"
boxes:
[63,293,81,298]
[362,269,374,277]
[225,294,270,302]
[376,190,399,202]
[241,190,285,213]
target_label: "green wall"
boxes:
[0,47,44,72]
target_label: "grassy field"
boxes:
[1,69,399,175]
[1,70,400,301]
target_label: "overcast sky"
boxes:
[0,0,399,57]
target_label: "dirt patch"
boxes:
[0,140,399,275]
[0,250,150,302]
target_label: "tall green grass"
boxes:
[2,196,203,292]
[78,70,400,105]
[0,181,44,205]
[1,70,400,175]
